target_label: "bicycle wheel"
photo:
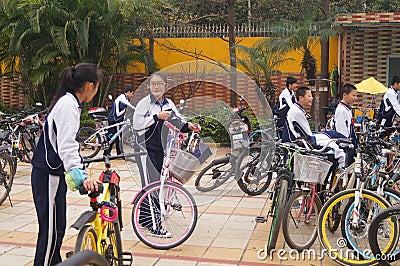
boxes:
[267,176,288,254]
[75,225,98,253]
[368,205,400,266]
[318,189,392,265]
[282,189,322,251]
[340,187,400,258]
[106,184,123,265]
[0,152,14,205]
[132,181,198,249]
[78,127,101,159]
[236,147,272,196]
[21,134,35,163]
[194,155,232,192]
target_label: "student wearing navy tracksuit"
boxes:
[132,72,199,237]
[31,63,102,265]
[106,86,136,155]
[377,75,400,127]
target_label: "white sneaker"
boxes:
[148,229,172,238]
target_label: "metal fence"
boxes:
[151,22,275,38]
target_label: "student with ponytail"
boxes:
[31,63,103,265]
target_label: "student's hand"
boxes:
[157,111,171,120]
[82,177,99,192]
[188,122,201,132]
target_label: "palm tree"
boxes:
[0,0,156,106]
[270,14,337,86]
[236,39,292,106]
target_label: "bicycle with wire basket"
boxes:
[130,111,202,249]
[255,137,353,254]
[70,153,145,266]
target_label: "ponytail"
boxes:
[49,63,103,111]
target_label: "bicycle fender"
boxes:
[71,210,97,230]
[211,155,230,165]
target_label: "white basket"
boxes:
[293,153,332,184]
[170,150,201,184]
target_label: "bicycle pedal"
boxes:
[121,251,133,266]
[65,251,74,258]
[266,189,273,194]
[255,216,267,223]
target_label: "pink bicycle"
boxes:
[130,112,200,249]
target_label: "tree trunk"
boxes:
[319,0,330,126]
[227,0,237,107]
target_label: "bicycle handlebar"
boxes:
[280,138,353,156]
[82,152,147,165]
[79,183,104,195]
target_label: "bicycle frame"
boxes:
[83,121,127,148]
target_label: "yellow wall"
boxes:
[128,37,339,73]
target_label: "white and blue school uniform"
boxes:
[106,93,136,155]
[377,86,400,127]
[31,92,84,265]
[283,102,346,168]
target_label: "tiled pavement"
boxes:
[0,147,339,266]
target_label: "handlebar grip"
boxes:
[79,183,104,195]
[380,139,392,149]
[388,173,400,186]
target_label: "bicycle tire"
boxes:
[368,205,400,266]
[267,177,288,254]
[194,155,232,192]
[282,189,322,251]
[236,147,272,196]
[327,203,341,233]
[132,181,198,249]
[107,184,123,265]
[317,189,392,266]
[0,152,14,205]
[78,127,101,159]
[75,225,98,253]
[21,135,35,163]
[340,187,400,257]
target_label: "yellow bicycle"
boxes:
[71,153,143,265]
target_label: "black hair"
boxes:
[124,86,134,93]
[296,86,311,101]
[49,63,103,111]
[391,75,400,86]
[340,83,357,99]
[286,77,297,87]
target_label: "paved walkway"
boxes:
[0,147,338,266]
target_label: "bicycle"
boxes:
[130,111,199,249]
[0,151,15,206]
[194,105,275,195]
[317,136,400,266]
[368,205,400,266]
[77,115,133,159]
[71,153,143,265]
[0,108,41,166]
[256,138,353,254]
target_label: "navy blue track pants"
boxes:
[31,167,67,266]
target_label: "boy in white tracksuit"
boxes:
[283,87,346,168]
[334,84,358,164]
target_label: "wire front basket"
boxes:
[293,153,332,184]
[170,149,201,184]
